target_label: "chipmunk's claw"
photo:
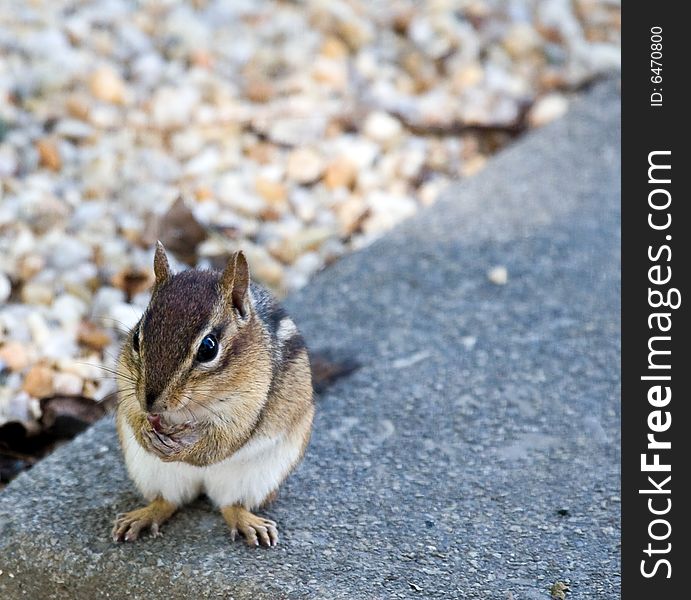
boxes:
[112,499,176,543]
[222,506,278,548]
[112,511,150,542]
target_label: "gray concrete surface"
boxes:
[0,80,621,599]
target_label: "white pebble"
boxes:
[91,287,126,324]
[109,302,142,333]
[0,272,11,303]
[184,148,221,176]
[333,137,380,170]
[0,146,18,178]
[487,266,508,285]
[150,86,200,128]
[56,357,102,381]
[21,282,54,305]
[52,372,84,396]
[363,111,403,146]
[55,119,93,140]
[528,94,569,128]
[50,294,88,329]
[363,192,417,233]
[42,331,78,360]
[286,148,325,184]
[46,237,92,271]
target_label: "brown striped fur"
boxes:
[114,243,314,545]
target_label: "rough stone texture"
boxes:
[0,81,621,599]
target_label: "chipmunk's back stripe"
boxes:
[249,280,306,368]
[276,318,298,344]
[266,305,288,337]
[250,282,287,337]
[281,331,307,364]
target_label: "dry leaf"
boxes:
[550,581,570,600]
[40,395,108,437]
[157,196,208,265]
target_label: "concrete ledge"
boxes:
[0,81,621,599]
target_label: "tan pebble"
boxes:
[452,64,484,91]
[252,261,284,290]
[245,79,274,103]
[321,36,348,59]
[325,118,345,138]
[89,66,126,104]
[242,245,285,289]
[195,185,214,202]
[21,282,53,305]
[313,57,347,89]
[487,266,508,285]
[502,23,541,59]
[245,141,279,165]
[462,155,487,178]
[324,157,358,190]
[402,52,437,93]
[536,24,563,44]
[286,148,324,184]
[337,20,373,51]
[538,70,567,91]
[63,281,95,303]
[83,380,98,397]
[66,94,90,120]
[17,254,45,281]
[190,49,214,69]
[23,365,55,398]
[0,341,31,372]
[119,224,144,246]
[77,321,112,351]
[52,372,84,396]
[335,196,369,236]
[36,138,61,171]
[255,177,288,206]
[259,206,283,221]
[270,228,333,264]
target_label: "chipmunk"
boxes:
[111,242,314,547]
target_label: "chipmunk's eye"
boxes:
[132,329,140,353]
[197,334,218,362]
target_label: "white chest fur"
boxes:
[120,420,301,509]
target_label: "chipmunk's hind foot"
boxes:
[112,497,176,542]
[221,505,278,547]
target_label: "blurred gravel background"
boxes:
[0,0,619,482]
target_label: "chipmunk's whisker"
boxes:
[181,393,225,422]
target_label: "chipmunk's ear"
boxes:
[221,250,251,320]
[153,241,172,287]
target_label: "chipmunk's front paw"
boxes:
[112,498,176,542]
[142,420,200,461]
[221,505,278,548]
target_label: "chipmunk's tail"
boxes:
[308,349,360,396]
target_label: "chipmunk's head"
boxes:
[117,242,272,422]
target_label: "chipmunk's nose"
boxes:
[147,413,162,432]
[145,391,158,410]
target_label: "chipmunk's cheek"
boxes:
[161,405,194,427]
